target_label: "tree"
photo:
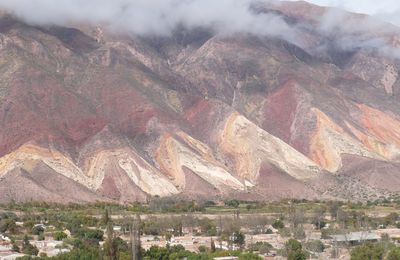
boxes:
[312,206,326,229]
[210,238,216,253]
[285,239,302,254]
[288,250,307,260]
[304,240,325,253]
[198,245,207,253]
[32,225,44,235]
[38,233,45,241]
[145,245,169,259]
[0,219,16,233]
[384,213,399,226]
[288,207,305,229]
[12,242,20,252]
[328,202,340,220]
[54,231,68,241]
[250,241,273,255]
[388,247,400,260]
[272,219,284,229]
[225,200,240,208]
[102,209,110,226]
[283,239,307,260]
[350,242,384,260]
[293,227,306,240]
[104,221,117,260]
[22,235,39,256]
[233,231,245,248]
[131,214,141,260]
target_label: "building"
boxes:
[330,231,381,245]
[32,240,70,257]
[0,252,26,260]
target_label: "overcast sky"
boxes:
[300,0,400,26]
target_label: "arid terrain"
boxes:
[1,1,400,203]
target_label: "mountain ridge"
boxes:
[0,1,400,203]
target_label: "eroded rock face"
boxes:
[155,133,245,192]
[219,112,320,182]
[1,3,400,202]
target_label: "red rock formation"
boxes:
[1,2,400,202]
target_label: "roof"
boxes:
[331,232,381,242]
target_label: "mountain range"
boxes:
[1,1,400,203]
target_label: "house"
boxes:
[113,226,122,232]
[330,231,381,245]
[32,240,70,257]
[0,244,12,252]
[0,252,25,260]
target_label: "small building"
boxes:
[0,252,26,260]
[113,226,122,232]
[331,231,381,245]
[0,244,12,252]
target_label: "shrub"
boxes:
[272,219,284,229]
[304,240,325,253]
[32,225,44,235]
[54,231,68,241]
[283,239,307,260]
[350,242,384,260]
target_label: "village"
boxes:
[1,200,400,259]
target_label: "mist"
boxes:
[0,0,299,39]
[0,0,399,59]
[316,6,400,58]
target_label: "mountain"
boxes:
[1,1,400,203]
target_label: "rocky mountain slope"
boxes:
[1,1,400,203]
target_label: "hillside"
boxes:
[0,1,400,203]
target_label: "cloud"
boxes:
[314,5,400,58]
[293,0,400,26]
[0,0,300,40]
[0,0,399,59]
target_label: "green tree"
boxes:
[21,235,39,256]
[38,233,45,241]
[210,238,216,253]
[102,209,110,226]
[145,245,169,259]
[0,219,17,233]
[12,242,20,252]
[54,231,68,241]
[283,239,307,260]
[225,200,240,208]
[350,242,384,260]
[198,245,207,253]
[250,241,273,255]
[388,247,400,260]
[233,231,245,248]
[32,225,44,235]
[272,219,284,229]
[304,240,325,253]
[288,251,307,260]
[104,220,117,260]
